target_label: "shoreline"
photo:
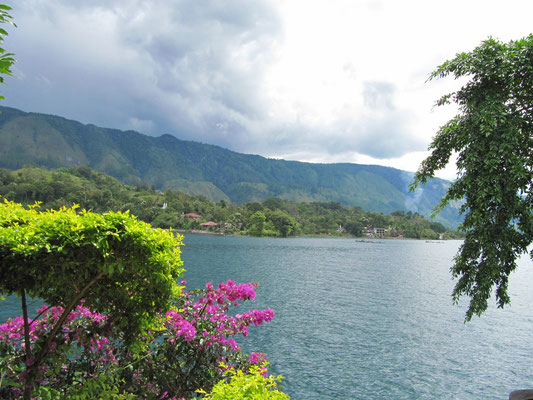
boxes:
[173,229,454,241]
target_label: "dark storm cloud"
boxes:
[3,0,281,145]
[1,1,422,162]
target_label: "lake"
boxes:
[2,234,532,399]
[181,234,533,400]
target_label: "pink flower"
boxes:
[249,352,267,364]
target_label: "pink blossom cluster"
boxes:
[248,352,268,365]
[0,303,117,398]
[248,352,269,377]
[203,280,257,306]
[176,280,274,350]
[0,304,110,353]
[0,280,275,399]
[165,309,196,341]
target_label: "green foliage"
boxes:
[198,363,290,400]
[267,210,298,237]
[412,35,533,321]
[249,211,266,237]
[34,374,135,400]
[0,198,184,335]
[0,166,459,240]
[344,220,363,236]
[0,4,15,99]
[0,198,184,397]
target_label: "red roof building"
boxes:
[185,213,202,219]
[200,221,217,227]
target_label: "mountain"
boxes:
[0,106,462,227]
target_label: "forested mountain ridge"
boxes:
[0,166,459,239]
[0,106,461,227]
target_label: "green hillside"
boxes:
[0,106,462,227]
[0,166,460,239]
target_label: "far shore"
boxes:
[172,229,453,241]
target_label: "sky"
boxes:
[2,0,533,179]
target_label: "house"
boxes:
[184,213,201,220]
[364,226,389,237]
[200,221,218,230]
[374,228,387,236]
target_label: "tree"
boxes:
[249,210,266,236]
[411,35,533,321]
[268,209,298,237]
[246,202,264,213]
[0,199,184,398]
[344,220,363,236]
[263,197,284,211]
[0,4,15,99]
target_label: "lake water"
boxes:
[181,235,533,400]
[2,234,533,399]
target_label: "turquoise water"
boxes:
[181,235,533,400]
[2,235,532,399]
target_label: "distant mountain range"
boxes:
[0,106,462,228]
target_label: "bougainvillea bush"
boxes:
[0,281,278,399]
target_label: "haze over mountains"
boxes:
[0,106,461,228]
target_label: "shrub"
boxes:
[198,363,290,400]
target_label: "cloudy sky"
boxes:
[2,0,533,179]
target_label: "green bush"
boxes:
[198,363,290,400]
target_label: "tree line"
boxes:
[0,165,460,240]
